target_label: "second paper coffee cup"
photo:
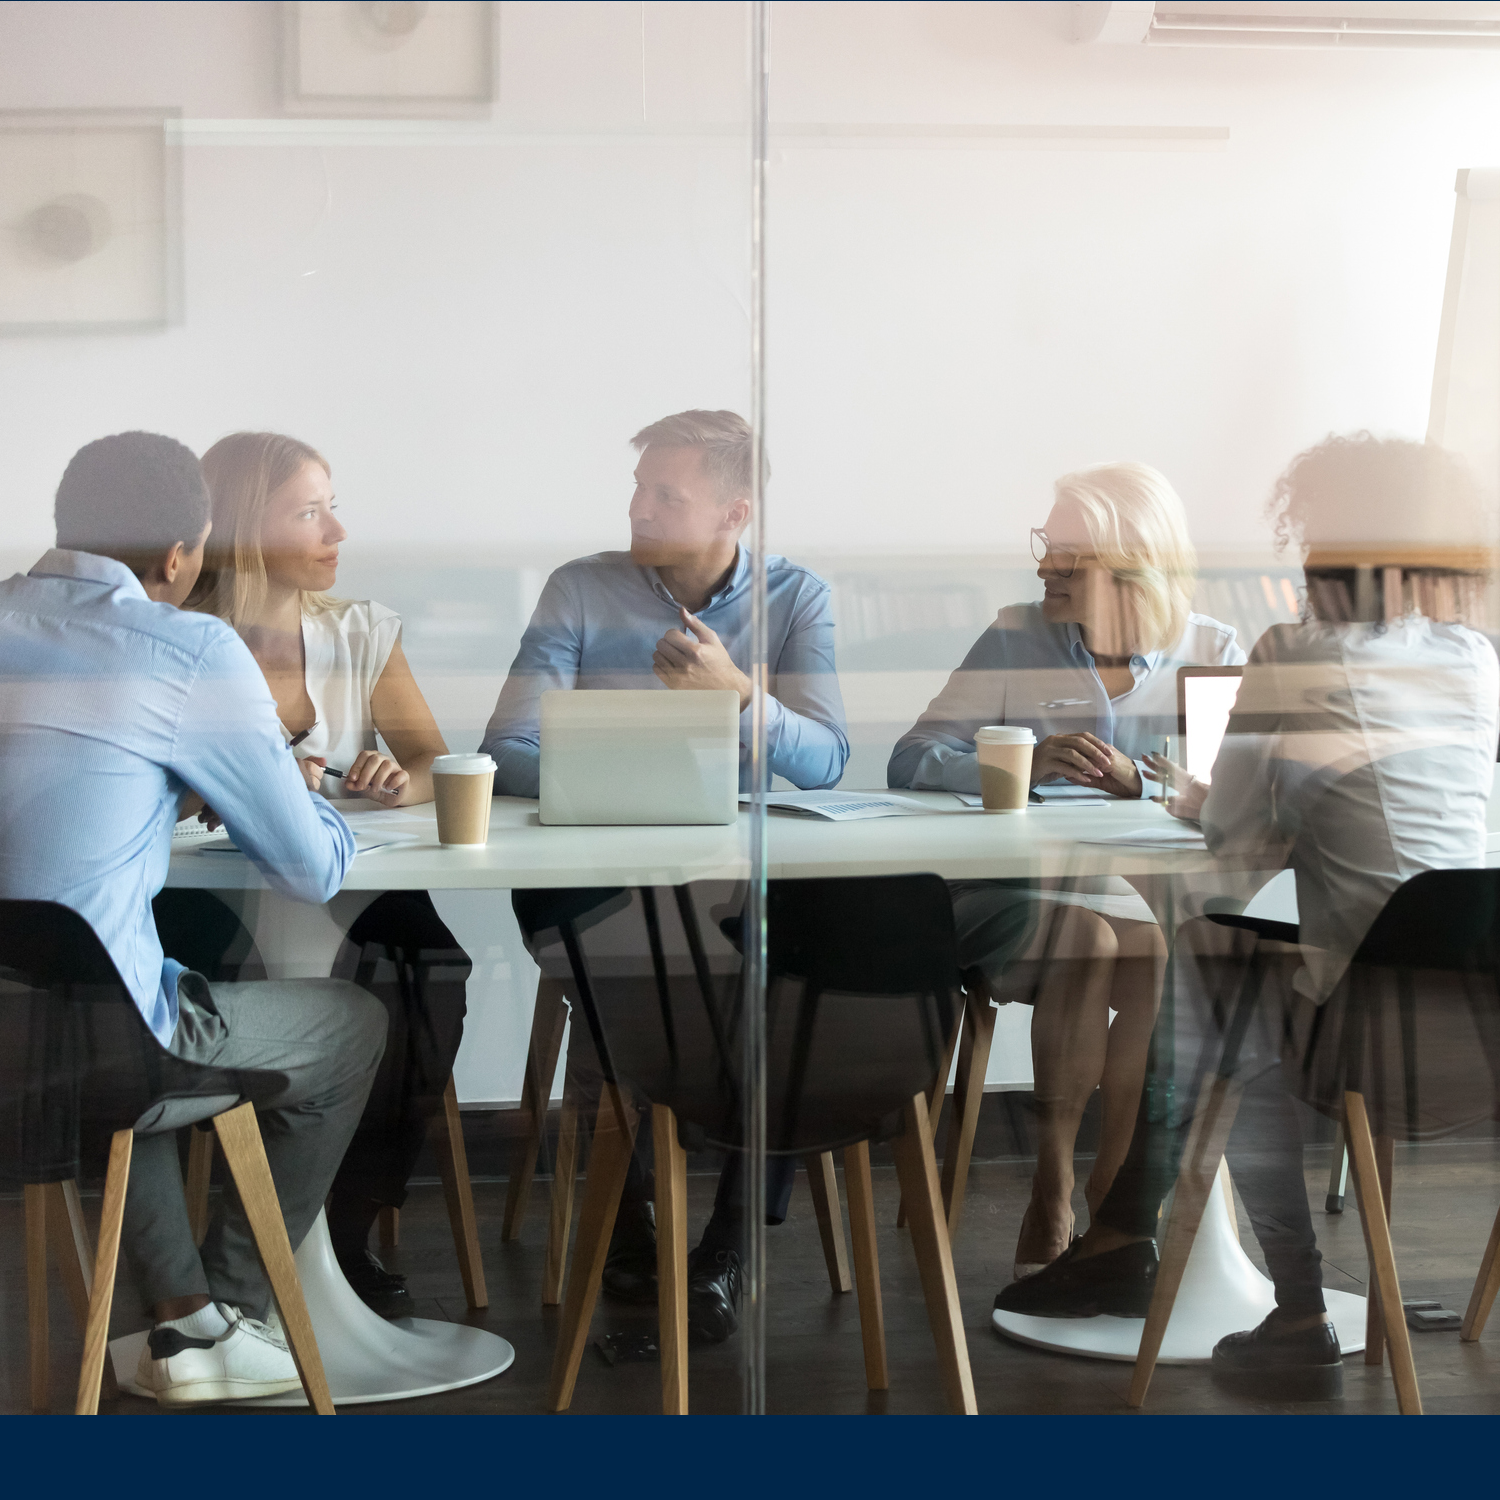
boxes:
[974,726,1035,812]
[432,753,496,845]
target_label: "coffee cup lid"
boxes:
[432,753,497,774]
[974,725,1036,745]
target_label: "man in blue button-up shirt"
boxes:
[481,409,848,794]
[0,433,385,1406]
[483,411,848,1342]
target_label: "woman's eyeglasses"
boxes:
[1030,528,1078,578]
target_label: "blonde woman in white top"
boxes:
[160,431,464,1318]
[193,435,447,803]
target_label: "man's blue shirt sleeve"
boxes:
[168,628,354,901]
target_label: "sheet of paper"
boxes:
[1078,825,1208,850]
[737,790,938,822]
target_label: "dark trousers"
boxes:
[1096,1060,1326,1314]
[152,887,469,1256]
[1094,923,1326,1316]
[618,1128,798,1249]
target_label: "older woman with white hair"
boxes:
[889,461,1244,1280]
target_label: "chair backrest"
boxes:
[0,899,157,1186]
[548,874,961,1155]
[1348,869,1500,972]
[1297,870,1500,1142]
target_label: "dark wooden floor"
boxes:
[5,1130,1500,1415]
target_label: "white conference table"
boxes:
[123,791,1377,1395]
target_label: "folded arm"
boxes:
[480,574,582,799]
[170,630,354,902]
[759,587,849,790]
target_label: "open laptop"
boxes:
[1176,665,1243,783]
[538,689,740,826]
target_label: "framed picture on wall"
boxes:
[0,109,181,336]
[282,1,498,117]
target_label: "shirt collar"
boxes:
[647,543,751,611]
[1065,622,1161,676]
[29,548,151,601]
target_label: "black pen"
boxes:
[322,765,401,798]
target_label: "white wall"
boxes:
[3,3,1499,559]
[4,2,1498,1099]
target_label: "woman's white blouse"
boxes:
[282,598,401,802]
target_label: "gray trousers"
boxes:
[120,973,386,1319]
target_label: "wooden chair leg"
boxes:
[434,1075,488,1309]
[897,996,962,1228]
[1363,1130,1395,1368]
[46,1180,117,1401]
[25,1183,48,1413]
[543,1078,582,1306]
[889,1092,978,1415]
[1461,1199,1500,1341]
[1345,1094,1421,1414]
[75,1129,132,1416]
[212,1102,335,1415]
[1127,1070,1245,1409]
[378,1205,399,1250]
[503,976,569,1242]
[940,993,997,1237]
[805,1152,852,1295]
[843,1140,888,1390]
[547,1085,639,1412]
[653,1104,690,1414]
[185,1126,214,1247]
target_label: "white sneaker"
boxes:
[137,1304,304,1406]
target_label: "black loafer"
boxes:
[602,1200,659,1305]
[1211,1312,1343,1401]
[993,1237,1158,1318]
[687,1246,742,1343]
[338,1248,414,1319]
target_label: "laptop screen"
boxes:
[1177,666,1244,784]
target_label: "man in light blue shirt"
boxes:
[481,410,848,794]
[483,410,847,1344]
[0,433,385,1407]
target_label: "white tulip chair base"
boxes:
[992,1167,1367,1364]
[110,1210,515,1406]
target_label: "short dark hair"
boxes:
[54,431,209,564]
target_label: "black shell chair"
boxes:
[1130,869,1500,1415]
[0,899,334,1414]
[536,873,977,1415]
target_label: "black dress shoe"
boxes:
[1211,1311,1343,1400]
[338,1248,415,1319]
[993,1237,1158,1318]
[602,1200,658,1305]
[687,1246,742,1343]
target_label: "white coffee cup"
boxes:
[432,753,497,846]
[974,726,1035,812]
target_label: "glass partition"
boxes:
[0,0,769,1416]
[760,0,1500,1414]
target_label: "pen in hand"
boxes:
[321,765,401,798]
